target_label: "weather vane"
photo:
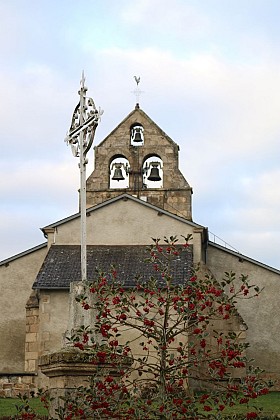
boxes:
[132,76,144,105]
[64,72,103,282]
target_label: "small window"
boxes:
[131,124,144,146]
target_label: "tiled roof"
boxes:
[33,245,193,289]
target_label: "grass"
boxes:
[198,392,280,417]
[0,397,48,417]
[224,392,280,415]
[0,393,279,418]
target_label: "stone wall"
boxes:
[86,188,192,220]
[25,291,40,373]
[86,107,193,220]
[0,374,36,398]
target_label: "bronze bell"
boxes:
[148,163,161,181]
[112,164,125,181]
[133,128,142,142]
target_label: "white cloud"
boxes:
[92,47,280,161]
[240,170,280,208]
[0,159,80,261]
[121,0,210,39]
[1,159,79,204]
[0,0,280,270]
[195,167,280,267]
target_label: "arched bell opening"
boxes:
[142,155,163,189]
[130,123,144,146]
[109,156,130,189]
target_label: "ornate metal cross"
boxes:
[65,72,103,281]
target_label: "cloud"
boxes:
[0,65,76,161]
[0,158,80,261]
[240,170,280,209]
[195,167,280,267]
[0,0,280,269]
[1,160,79,201]
[90,46,280,161]
[121,0,210,41]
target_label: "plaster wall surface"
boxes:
[37,290,69,388]
[39,290,69,354]
[0,247,47,372]
[49,199,202,262]
[207,244,280,380]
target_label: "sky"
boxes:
[0,0,280,269]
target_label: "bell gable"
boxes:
[86,106,193,220]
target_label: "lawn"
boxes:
[0,397,48,417]
[229,391,280,415]
[0,393,279,418]
[203,392,280,417]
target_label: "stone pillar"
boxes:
[25,291,40,373]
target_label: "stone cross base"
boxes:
[39,347,129,419]
[40,348,97,419]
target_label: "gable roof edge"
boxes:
[209,241,280,275]
[0,242,47,266]
[41,193,204,233]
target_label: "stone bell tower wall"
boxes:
[86,107,193,220]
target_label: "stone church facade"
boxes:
[0,105,279,395]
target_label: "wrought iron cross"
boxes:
[65,72,103,281]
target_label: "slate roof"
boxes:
[33,244,193,290]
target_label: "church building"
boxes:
[0,104,279,395]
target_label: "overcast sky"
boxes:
[1,0,280,269]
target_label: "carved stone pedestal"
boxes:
[39,281,130,418]
[40,348,95,419]
[40,347,130,419]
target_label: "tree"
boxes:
[58,236,270,419]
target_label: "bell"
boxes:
[147,163,161,181]
[112,164,125,181]
[133,128,142,142]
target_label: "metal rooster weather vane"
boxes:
[133,75,143,105]
[65,72,103,282]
